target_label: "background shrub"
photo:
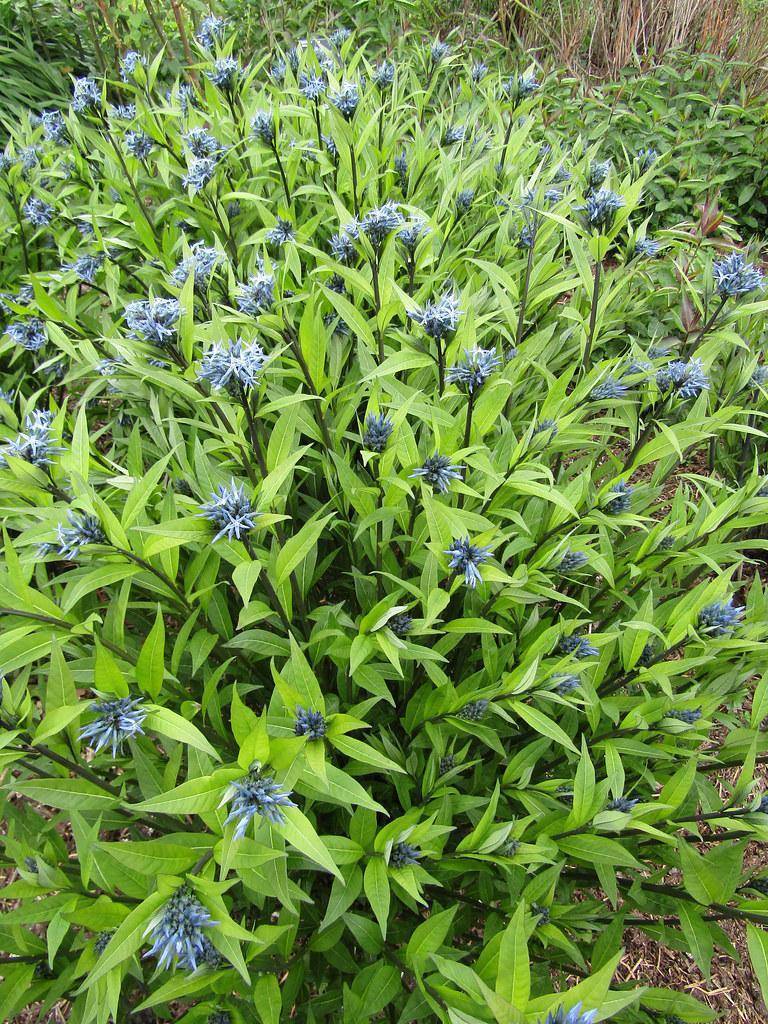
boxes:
[1,21,768,1024]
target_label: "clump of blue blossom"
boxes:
[446,348,501,393]
[409,291,462,339]
[199,481,260,542]
[0,410,59,467]
[5,318,47,352]
[56,510,105,558]
[712,253,763,298]
[144,885,217,972]
[294,707,326,739]
[559,633,599,659]
[198,339,267,394]
[125,298,181,346]
[656,358,709,399]
[411,454,464,493]
[79,697,146,757]
[222,767,295,837]
[362,413,393,452]
[389,841,422,867]
[170,242,221,290]
[446,537,491,588]
[237,264,275,314]
[697,599,744,636]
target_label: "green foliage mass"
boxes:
[1,24,768,1024]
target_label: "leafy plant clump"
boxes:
[2,21,768,1024]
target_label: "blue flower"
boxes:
[665,707,703,724]
[430,41,450,65]
[270,57,286,83]
[79,696,146,756]
[446,536,491,588]
[0,410,60,468]
[456,188,475,214]
[299,72,326,101]
[373,61,395,88]
[471,61,488,83]
[64,252,105,284]
[237,265,275,314]
[24,198,53,227]
[120,50,146,82]
[56,511,106,558]
[557,550,588,572]
[251,109,275,145]
[322,134,339,160]
[605,481,633,515]
[635,237,661,258]
[330,232,357,264]
[389,613,413,637]
[411,453,464,493]
[266,218,295,246]
[124,130,153,160]
[197,15,227,48]
[559,633,598,659]
[541,1003,597,1024]
[457,699,489,721]
[171,242,222,290]
[207,57,239,90]
[656,358,709,399]
[294,707,326,739]
[748,366,768,390]
[409,292,462,339]
[198,339,267,393]
[176,83,198,116]
[504,72,539,101]
[360,201,403,249]
[439,753,456,773]
[713,253,763,298]
[588,159,611,189]
[398,221,429,253]
[607,796,639,812]
[389,841,422,867]
[544,188,563,203]
[183,128,223,159]
[199,481,260,542]
[590,376,628,401]
[552,673,580,695]
[125,298,181,346]
[18,145,40,171]
[697,599,744,636]
[362,413,394,452]
[533,418,559,440]
[330,81,359,120]
[71,77,101,113]
[395,151,408,190]
[223,769,296,836]
[182,156,218,193]
[636,148,658,171]
[330,27,351,46]
[446,348,501,394]
[145,885,216,972]
[5,318,47,351]
[39,109,67,144]
[443,125,465,145]
[584,188,624,231]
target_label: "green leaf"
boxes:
[80,891,166,990]
[277,805,342,880]
[143,706,221,760]
[405,906,456,969]
[274,513,335,588]
[510,702,579,754]
[747,924,768,1012]
[497,901,530,1008]
[136,605,165,700]
[364,857,390,938]
[11,778,119,812]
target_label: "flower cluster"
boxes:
[223,768,296,836]
[79,697,147,757]
[199,481,260,542]
[198,339,267,394]
[145,885,217,972]
[446,537,491,588]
